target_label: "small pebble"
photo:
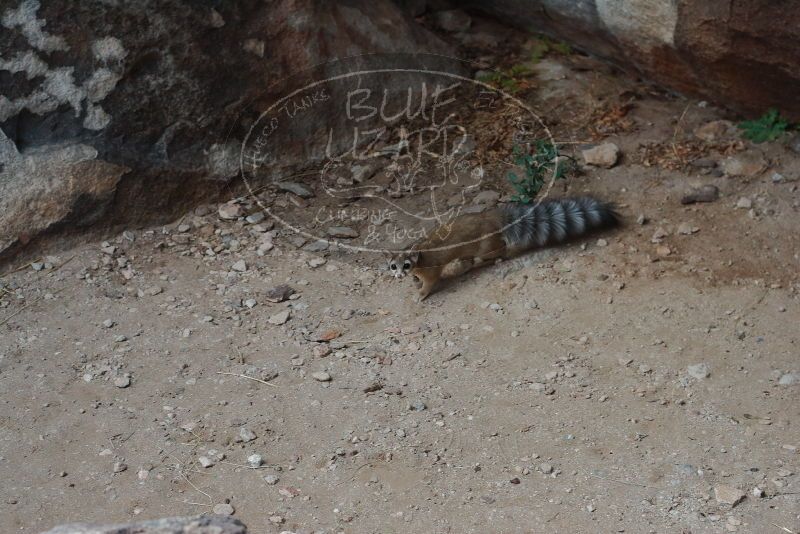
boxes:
[114,375,131,388]
[312,371,332,382]
[213,503,235,516]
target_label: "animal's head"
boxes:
[385,251,419,279]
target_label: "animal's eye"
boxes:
[403,260,411,269]
[390,263,397,270]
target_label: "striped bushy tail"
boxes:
[501,196,620,250]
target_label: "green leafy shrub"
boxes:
[506,140,570,203]
[738,109,791,143]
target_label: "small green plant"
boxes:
[529,37,572,63]
[477,68,527,94]
[506,140,570,203]
[738,109,791,143]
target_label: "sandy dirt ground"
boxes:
[1,17,799,534]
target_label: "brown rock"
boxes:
[460,0,800,119]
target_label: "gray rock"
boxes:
[212,503,235,516]
[268,310,290,325]
[778,372,799,386]
[114,374,131,388]
[327,226,359,238]
[687,363,710,379]
[264,285,295,303]
[303,239,330,252]
[239,427,257,442]
[41,515,247,534]
[433,9,472,32]
[264,474,280,485]
[539,463,554,474]
[276,181,314,198]
[245,212,265,224]
[231,260,247,272]
[218,203,244,220]
[681,185,719,204]
[312,371,332,382]
[247,454,263,468]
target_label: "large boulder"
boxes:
[461,0,800,120]
[0,0,455,262]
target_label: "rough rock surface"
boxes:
[0,0,454,262]
[41,515,247,534]
[462,0,800,119]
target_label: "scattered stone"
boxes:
[688,363,710,379]
[308,257,326,268]
[681,184,719,204]
[752,487,765,498]
[539,463,553,474]
[313,345,332,358]
[264,285,294,303]
[268,515,284,525]
[277,181,313,198]
[145,286,163,296]
[212,503,235,516]
[694,120,735,142]
[473,190,500,205]
[199,456,215,468]
[114,374,131,388]
[409,400,427,411]
[303,240,329,253]
[582,142,619,168]
[433,9,472,32]
[31,262,44,271]
[239,427,257,442]
[677,222,699,235]
[102,319,115,329]
[218,203,244,220]
[264,474,280,485]
[316,329,341,342]
[778,372,799,386]
[714,484,745,507]
[244,299,257,309]
[736,197,753,209]
[789,134,800,154]
[247,454,263,468]
[721,151,766,177]
[636,214,647,225]
[231,260,247,272]
[113,462,128,473]
[312,371,332,382]
[268,310,290,325]
[363,381,383,393]
[651,227,669,243]
[655,245,671,257]
[771,172,785,183]
[245,212,265,224]
[327,226,359,238]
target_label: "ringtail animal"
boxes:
[387,196,619,300]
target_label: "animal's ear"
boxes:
[409,251,419,264]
